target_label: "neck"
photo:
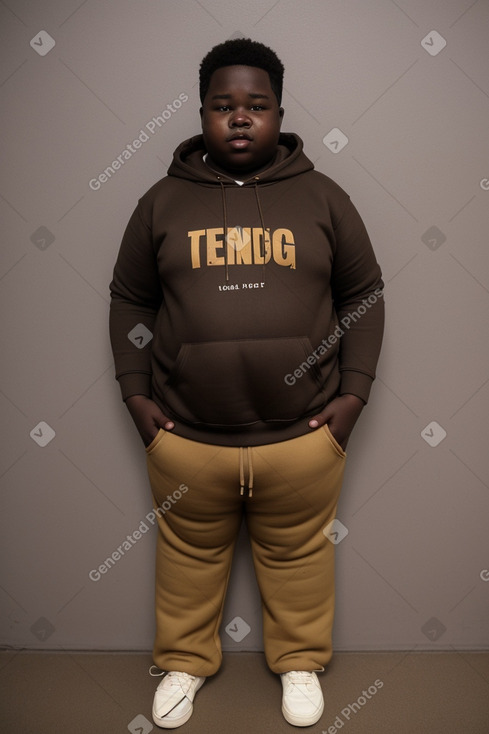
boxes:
[204,154,275,180]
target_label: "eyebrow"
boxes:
[210,93,270,100]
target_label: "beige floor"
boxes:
[1,650,488,733]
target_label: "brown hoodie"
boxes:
[109,133,384,446]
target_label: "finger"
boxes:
[156,412,175,431]
[308,412,329,428]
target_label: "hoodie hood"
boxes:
[167,132,314,185]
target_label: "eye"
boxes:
[217,105,231,112]
[251,105,264,111]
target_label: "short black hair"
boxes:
[199,38,284,105]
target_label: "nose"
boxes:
[229,108,251,128]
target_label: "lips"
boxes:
[228,133,253,150]
[227,133,253,141]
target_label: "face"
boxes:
[200,65,284,177]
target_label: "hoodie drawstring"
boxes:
[253,179,267,283]
[239,446,254,498]
[218,176,267,283]
[219,180,229,282]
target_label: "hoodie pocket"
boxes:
[163,337,325,427]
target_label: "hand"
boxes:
[308,394,364,450]
[125,395,174,447]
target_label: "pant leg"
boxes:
[244,426,346,674]
[145,429,243,677]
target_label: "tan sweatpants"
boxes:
[145,425,346,678]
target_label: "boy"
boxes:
[109,39,384,729]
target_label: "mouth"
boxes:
[227,133,253,149]
[227,132,253,141]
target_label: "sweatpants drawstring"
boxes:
[239,446,254,498]
[239,447,245,496]
[247,446,254,498]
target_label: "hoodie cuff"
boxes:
[117,372,153,402]
[339,370,374,405]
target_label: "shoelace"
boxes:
[149,665,165,678]
[284,671,316,689]
[149,667,195,693]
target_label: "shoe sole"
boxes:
[152,678,205,729]
[152,704,193,729]
[282,699,324,727]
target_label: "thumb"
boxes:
[308,408,332,429]
[153,406,175,431]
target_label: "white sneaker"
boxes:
[151,670,206,729]
[280,670,324,726]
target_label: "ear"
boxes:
[278,107,284,125]
[199,106,203,120]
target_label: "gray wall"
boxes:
[1,0,488,657]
